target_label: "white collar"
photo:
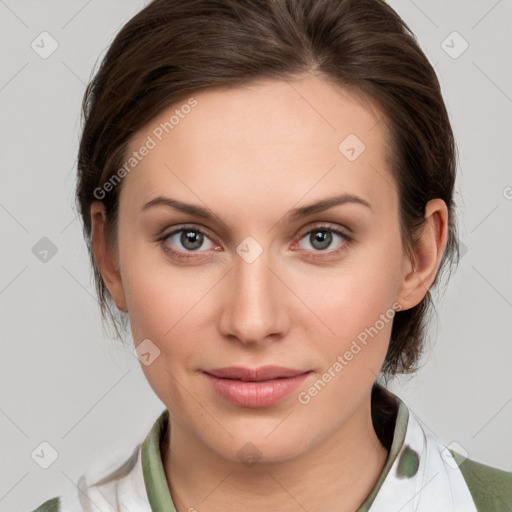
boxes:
[368,404,476,511]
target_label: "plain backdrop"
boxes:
[1,1,511,510]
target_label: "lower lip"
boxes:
[203,372,311,408]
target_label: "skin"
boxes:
[90,73,448,512]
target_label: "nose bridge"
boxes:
[220,241,287,344]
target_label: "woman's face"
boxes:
[100,74,415,463]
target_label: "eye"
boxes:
[158,226,217,260]
[295,225,351,255]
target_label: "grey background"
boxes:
[1,0,511,510]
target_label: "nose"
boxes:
[218,246,290,346]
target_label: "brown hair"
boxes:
[76,0,459,381]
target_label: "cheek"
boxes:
[120,254,211,409]
[124,272,216,372]
[119,244,222,384]
[119,235,208,339]
[294,265,400,422]
[304,244,402,332]
[298,236,403,375]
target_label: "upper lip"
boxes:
[204,366,310,381]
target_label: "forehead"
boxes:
[121,73,396,221]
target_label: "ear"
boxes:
[397,198,449,310]
[90,201,128,313]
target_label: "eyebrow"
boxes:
[141,193,372,226]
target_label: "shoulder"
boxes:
[30,442,144,512]
[29,410,168,512]
[31,496,60,512]
[451,450,512,511]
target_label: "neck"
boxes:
[162,391,391,512]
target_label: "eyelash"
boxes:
[156,224,352,261]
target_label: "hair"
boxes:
[76,0,459,382]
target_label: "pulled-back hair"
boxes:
[76,0,459,380]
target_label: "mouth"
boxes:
[202,366,313,408]
[204,365,310,381]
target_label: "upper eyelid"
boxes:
[162,225,218,247]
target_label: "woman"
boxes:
[32,0,511,510]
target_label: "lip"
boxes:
[203,366,312,408]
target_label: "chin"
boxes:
[206,427,314,467]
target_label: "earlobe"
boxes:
[90,201,128,313]
[397,199,449,310]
